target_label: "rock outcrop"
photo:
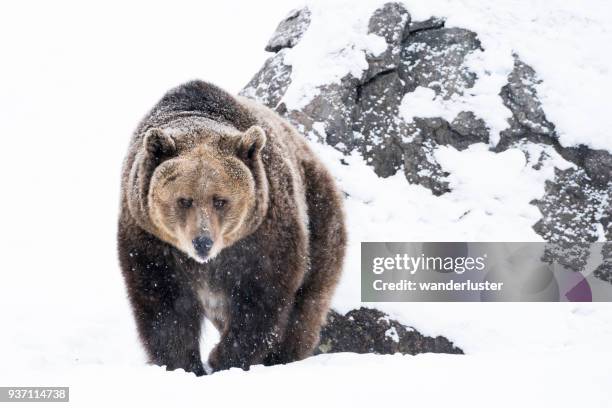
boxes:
[317,308,463,356]
[243,2,612,258]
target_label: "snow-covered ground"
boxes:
[1,1,611,407]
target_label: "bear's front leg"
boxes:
[208,280,293,372]
[119,238,206,376]
[134,288,206,376]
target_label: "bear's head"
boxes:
[129,124,269,263]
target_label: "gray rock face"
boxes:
[497,56,556,151]
[396,24,487,192]
[497,55,612,260]
[355,69,407,177]
[402,113,489,194]
[400,27,481,98]
[317,308,463,356]
[594,243,612,284]
[244,2,490,191]
[532,168,607,244]
[293,77,361,149]
[264,7,311,53]
[532,167,610,272]
[365,2,410,81]
[586,152,612,188]
[243,1,612,276]
[242,51,292,108]
[405,16,445,35]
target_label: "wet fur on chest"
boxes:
[180,211,309,326]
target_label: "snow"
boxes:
[1,0,612,407]
[384,327,400,342]
[310,140,570,262]
[5,352,611,407]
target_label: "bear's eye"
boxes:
[212,197,227,210]
[177,197,193,209]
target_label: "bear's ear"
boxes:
[143,128,176,163]
[237,126,267,162]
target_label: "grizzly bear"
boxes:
[118,80,346,375]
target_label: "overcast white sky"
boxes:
[0,0,303,132]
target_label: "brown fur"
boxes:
[118,80,346,375]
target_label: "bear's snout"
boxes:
[192,235,214,258]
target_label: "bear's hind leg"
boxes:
[270,278,337,364]
[270,160,347,364]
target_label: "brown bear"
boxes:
[118,80,346,375]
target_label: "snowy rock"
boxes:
[242,1,612,280]
[403,113,489,195]
[497,55,612,187]
[292,78,361,149]
[316,308,463,356]
[400,27,481,99]
[498,55,612,255]
[396,22,487,191]
[571,147,612,189]
[264,7,311,53]
[242,51,292,108]
[405,16,445,36]
[594,244,612,284]
[497,56,556,150]
[532,168,611,272]
[532,168,609,244]
[242,3,490,187]
[364,2,410,81]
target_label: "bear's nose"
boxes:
[192,235,214,258]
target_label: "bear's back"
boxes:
[138,80,257,134]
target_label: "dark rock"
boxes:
[265,7,311,53]
[542,242,592,274]
[296,76,361,149]
[594,262,612,284]
[405,16,446,38]
[402,113,489,195]
[583,149,612,188]
[317,308,463,355]
[354,70,407,176]
[532,168,606,243]
[402,137,450,196]
[497,56,612,268]
[498,56,612,188]
[400,27,481,98]
[558,145,612,188]
[531,164,611,275]
[394,24,487,193]
[594,243,612,283]
[365,2,410,81]
[497,55,556,151]
[242,51,292,108]
[420,112,489,149]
